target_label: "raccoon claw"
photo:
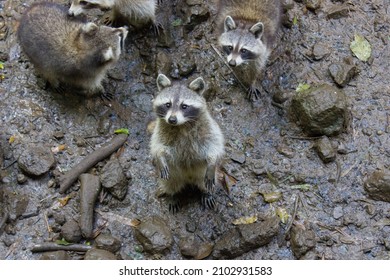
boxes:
[100,91,114,101]
[168,197,181,214]
[247,86,261,101]
[160,166,170,180]
[205,178,215,192]
[201,193,216,210]
[152,22,164,36]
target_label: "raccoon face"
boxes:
[154,74,206,126]
[68,0,112,16]
[80,23,128,65]
[219,16,267,67]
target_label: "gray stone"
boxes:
[17,144,55,177]
[213,212,279,259]
[291,84,348,136]
[3,190,29,221]
[277,144,295,159]
[290,222,316,259]
[134,216,173,254]
[230,151,246,164]
[40,250,70,260]
[95,233,121,253]
[364,171,390,202]
[312,43,330,60]
[84,248,117,260]
[314,136,336,163]
[327,4,351,19]
[61,220,82,243]
[333,206,344,220]
[329,60,357,87]
[100,157,128,200]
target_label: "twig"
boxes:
[31,242,92,253]
[59,133,128,194]
[211,44,247,92]
[286,135,322,140]
[1,159,17,170]
[283,195,300,240]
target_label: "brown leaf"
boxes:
[195,243,214,260]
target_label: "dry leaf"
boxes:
[51,144,67,154]
[9,135,16,144]
[350,34,371,62]
[232,215,257,225]
[58,196,71,207]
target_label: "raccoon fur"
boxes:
[216,0,281,101]
[18,2,128,96]
[68,0,157,29]
[150,74,225,213]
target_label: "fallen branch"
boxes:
[59,134,128,194]
[31,242,92,253]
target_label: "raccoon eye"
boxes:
[79,1,89,6]
[165,102,171,108]
[223,45,233,54]
[181,104,189,110]
[241,48,248,54]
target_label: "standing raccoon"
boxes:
[216,0,281,101]
[18,2,128,96]
[68,0,158,29]
[150,74,225,213]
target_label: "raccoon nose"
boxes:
[68,10,75,16]
[168,116,177,125]
[228,59,237,67]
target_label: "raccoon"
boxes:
[150,74,225,213]
[216,0,281,101]
[18,2,128,97]
[68,0,158,29]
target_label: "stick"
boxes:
[31,242,92,253]
[211,44,247,92]
[59,134,128,194]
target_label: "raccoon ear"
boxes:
[156,74,172,91]
[189,77,205,95]
[102,47,115,62]
[249,22,264,39]
[224,16,236,32]
[82,22,98,34]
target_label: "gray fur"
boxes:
[150,75,225,212]
[18,2,128,96]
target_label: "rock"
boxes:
[291,84,348,136]
[156,51,172,75]
[312,43,330,60]
[183,4,210,32]
[230,151,246,164]
[213,212,279,259]
[17,173,27,184]
[61,220,82,243]
[179,235,213,259]
[314,136,336,163]
[100,157,128,200]
[333,206,344,220]
[290,222,316,259]
[177,53,196,77]
[3,190,29,221]
[364,171,390,202]
[84,248,117,260]
[329,60,358,87]
[79,173,101,239]
[327,4,351,19]
[134,216,173,254]
[94,233,122,253]
[39,251,70,260]
[305,0,322,13]
[17,144,55,177]
[277,144,295,159]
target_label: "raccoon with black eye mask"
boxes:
[150,74,225,213]
[216,0,281,101]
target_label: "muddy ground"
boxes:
[0,0,389,260]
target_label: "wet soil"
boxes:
[0,0,389,260]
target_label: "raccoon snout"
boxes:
[228,59,237,67]
[68,10,75,16]
[168,116,177,125]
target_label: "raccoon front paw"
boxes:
[168,197,180,214]
[201,193,216,210]
[160,165,170,180]
[246,86,261,101]
[205,177,215,192]
[152,21,164,36]
[102,15,114,26]
[100,91,114,101]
